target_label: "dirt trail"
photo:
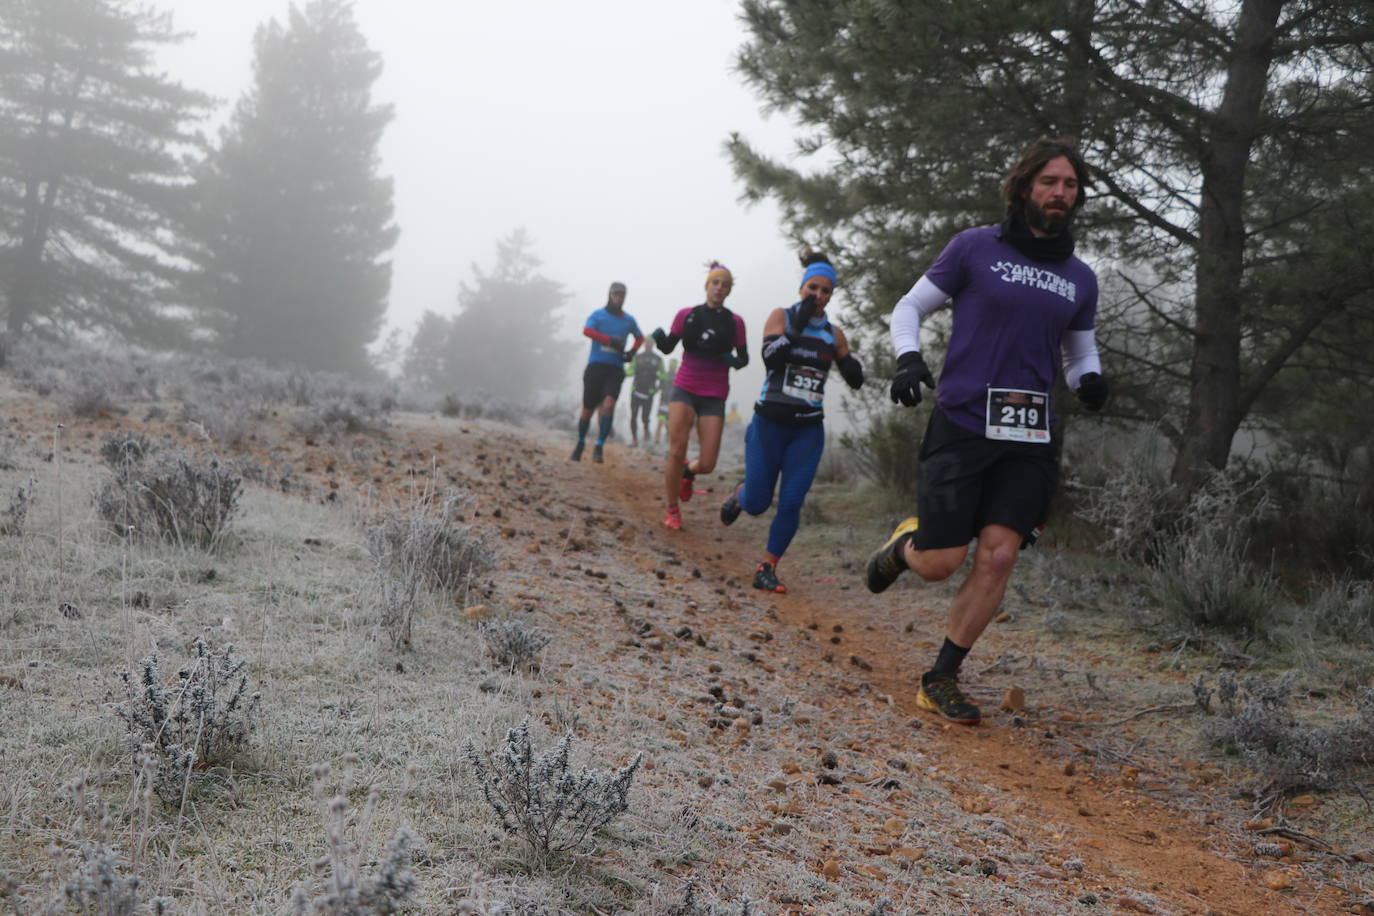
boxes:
[504,425,1338,916]
[23,398,1348,914]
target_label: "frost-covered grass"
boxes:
[4,340,1370,914]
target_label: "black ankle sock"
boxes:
[894,532,913,569]
[927,637,970,680]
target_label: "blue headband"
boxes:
[801,261,837,287]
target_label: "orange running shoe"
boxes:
[662,504,683,530]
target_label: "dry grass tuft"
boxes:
[288,767,419,916]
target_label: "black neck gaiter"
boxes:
[998,210,1076,263]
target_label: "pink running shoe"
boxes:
[679,467,696,502]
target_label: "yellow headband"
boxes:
[706,266,732,286]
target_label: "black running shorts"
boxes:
[582,362,626,410]
[912,407,1059,550]
[669,386,726,418]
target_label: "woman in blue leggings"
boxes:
[720,252,865,593]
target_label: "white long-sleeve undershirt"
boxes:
[889,275,948,356]
[1061,329,1101,390]
[888,275,1102,389]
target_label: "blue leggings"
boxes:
[739,414,825,559]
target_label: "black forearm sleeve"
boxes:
[761,334,791,371]
[838,353,864,390]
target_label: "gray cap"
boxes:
[608,281,627,295]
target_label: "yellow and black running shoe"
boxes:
[864,517,919,593]
[915,673,981,725]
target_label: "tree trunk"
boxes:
[5,179,59,336]
[6,59,75,336]
[1171,0,1285,487]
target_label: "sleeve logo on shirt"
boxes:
[990,261,1077,302]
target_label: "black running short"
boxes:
[912,407,1059,550]
[582,362,626,410]
[669,386,726,418]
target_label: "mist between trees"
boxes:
[3,1,1373,502]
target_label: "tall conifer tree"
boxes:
[0,0,209,342]
[193,0,396,375]
[730,0,1374,483]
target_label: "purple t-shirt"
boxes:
[925,225,1098,436]
[669,305,747,399]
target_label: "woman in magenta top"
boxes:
[650,261,749,530]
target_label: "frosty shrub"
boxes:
[94,433,242,549]
[0,477,34,537]
[1196,671,1374,796]
[463,719,643,854]
[114,637,261,805]
[365,490,494,649]
[1074,459,1182,565]
[66,369,123,417]
[291,396,391,439]
[99,431,157,468]
[1147,525,1283,634]
[1081,463,1283,633]
[437,392,521,424]
[317,400,379,434]
[1302,574,1374,644]
[178,399,255,448]
[287,779,417,916]
[481,618,551,673]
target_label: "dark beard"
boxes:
[999,211,1076,262]
[1025,199,1073,236]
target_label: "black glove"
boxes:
[651,328,669,351]
[1076,372,1109,411]
[723,348,749,370]
[791,295,819,337]
[621,351,635,363]
[889,351,936,407]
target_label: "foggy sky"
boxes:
[157,0,840,398]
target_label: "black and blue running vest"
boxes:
[755,304,837,426]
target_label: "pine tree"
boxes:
[192,0,396,376]
[402,230,574,402]
[729,0,1374,484]
[0,0,210,342]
